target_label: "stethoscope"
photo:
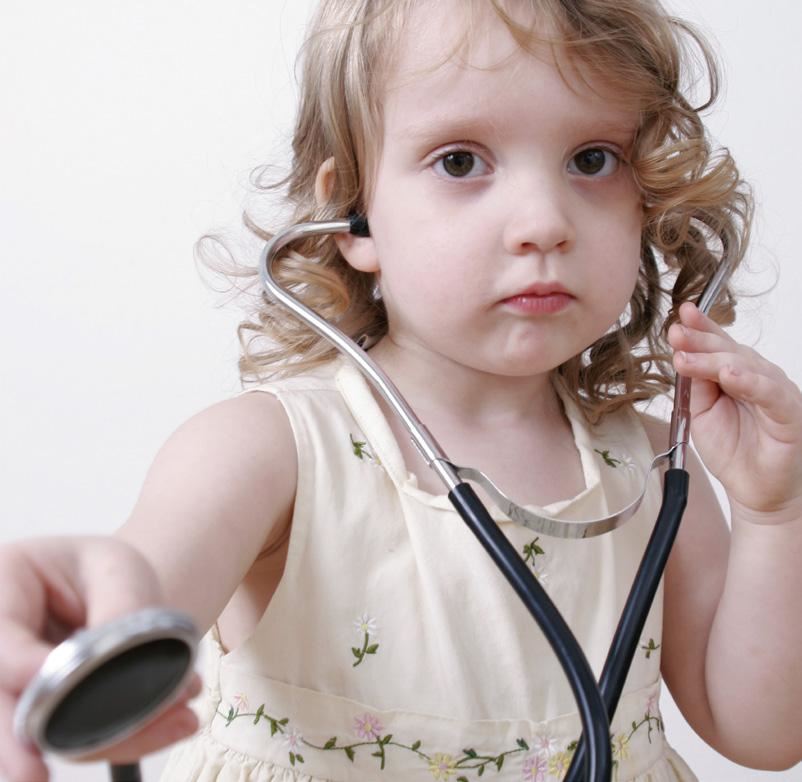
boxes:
[14,213,731,782]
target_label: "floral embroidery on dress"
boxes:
[609,698,665,781]
[350,433,382,466]
[640,637,660,659]
[429,753,458,779]
[593,448,637,471]
[354,713,384,740]
[531,729,560,759]
[547,745,576,779]
[352,613,380,666]
[283,727,305,766]
[218,699,666,780]
[522,751,548,781]
[220,703,534,777]
[522,537,550,585]
[611,733,631,763]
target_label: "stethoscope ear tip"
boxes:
[348,212,370,237]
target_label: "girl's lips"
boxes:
[502,292,574,314]
[501,288,575,314]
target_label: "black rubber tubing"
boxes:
[563,468,690,782]
[110,763,142,782]
[448,482,612,782]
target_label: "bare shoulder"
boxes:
[131,391,296,523]
[158,390,295,477]
[117,390,297,630]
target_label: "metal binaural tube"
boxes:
[669,251,734,470]
[258,221,461,492]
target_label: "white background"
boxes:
[1,1,800,780]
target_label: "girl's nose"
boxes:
[501,175,575,256]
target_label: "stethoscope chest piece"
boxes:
[14,607,198,756]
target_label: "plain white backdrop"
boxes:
[1,1,800,780]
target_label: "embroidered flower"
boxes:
[352,613,380,666]
[522,752,548,781]
[548,749,573,779]
[353,613,378,638]
[354,713,384,740]
[231,693,249,713]
[283,727,303,753]
[645,693,659,717]
[531,557,551,586]
[593,448,620,468]
[522,538,551,585]
[640,637,660,659]
[428,753,457,780]
[617,453,637,472]
[611,733,631,762]
[223,707,558,776]
[594,448,638,472]
[350,433,381,466]
[531,729,560,757]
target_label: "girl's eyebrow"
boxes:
[394,115,639,146]
[394,115,500,145]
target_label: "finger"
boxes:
[677,301,733,340]
[667,321,738,358]
[675,351,802,427]
[0,622,53,693]
[717,365,802,429]
[0,691,50,782]
[0,538,164,693]
[0,546,61,692]
[673,349,736,418]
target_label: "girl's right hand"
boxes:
[0,536,201,781]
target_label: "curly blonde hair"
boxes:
[204,0,752,423]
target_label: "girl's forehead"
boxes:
[387,0,533,87]
[381,1,636,135]
[383,0,630,116]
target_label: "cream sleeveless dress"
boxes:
[162,358,695,782]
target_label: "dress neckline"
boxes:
[334,358,602,522]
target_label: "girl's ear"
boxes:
[314,157,380,273]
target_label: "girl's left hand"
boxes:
[668,301,802,524]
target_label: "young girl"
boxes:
[2,0,801,780]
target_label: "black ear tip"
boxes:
[348,212,371,237]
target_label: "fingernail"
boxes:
[678,351,694,363]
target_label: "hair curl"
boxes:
[201,0,752,424]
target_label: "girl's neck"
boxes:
[364,335,585,505]
[367,335,563,430]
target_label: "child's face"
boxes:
[348,2,644,378]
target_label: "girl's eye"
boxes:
[568,147,620,177]
[432,150,489,179]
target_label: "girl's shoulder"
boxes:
[117,388,298,630]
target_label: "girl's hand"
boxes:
[668,301,802,524]
[0,537,200,781]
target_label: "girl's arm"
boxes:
[116,390,297,634]
[645,302,802,770]
[0,390,297,781]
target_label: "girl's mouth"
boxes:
[502,292,574,314]
[501,283,575,314]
